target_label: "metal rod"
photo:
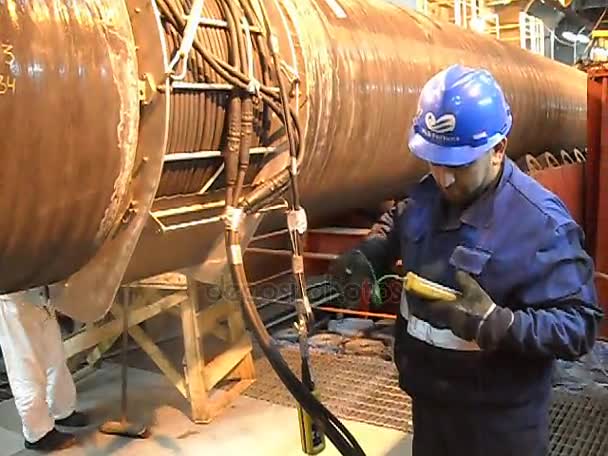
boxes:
[163,146,277,162]
[306,227,371,236]
[198,163,224,195]
[120,287,129,420]
[249,269,292,286]
[250,228,290,242]
[258,202,289,213]
[265,293,340,329]
[255,282,339,310]
[189,16,263,34]
[161,215,223,232]
[151,201,225,218]
[316,306,396,320]
[170,82,234,91]
[168,81,280,93]
[246,247,339,261]
[151,196,285,222]
[167,0,206,80]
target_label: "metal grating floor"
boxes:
[245,346,608,455]
[246,346,413,432]
[550,389,608,455]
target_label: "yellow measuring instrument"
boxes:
[297,388,326,455]
[297,360,326,455]
[402,271,461,301]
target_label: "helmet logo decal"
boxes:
[424,112,456,134]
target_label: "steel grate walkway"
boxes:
[244,346,608,455]
[550,389,608,455]
[246,346,413,432]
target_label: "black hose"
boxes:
[157,0,302,143]
[221,2,364,454]
[225,230,366,456]
[223,0,253,203]
[218,0,242,205]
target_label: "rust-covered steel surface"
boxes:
[290,0,587,217]
[0,0,590,296]
[531,164,585,227]
[585,68,608,337]
[0,1,139,292]
[127,0,588,282]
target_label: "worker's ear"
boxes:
[491,139,507,166]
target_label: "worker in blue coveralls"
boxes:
[329,64,602,456]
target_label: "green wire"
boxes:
[377,274,404,285]
[350,250,404,308]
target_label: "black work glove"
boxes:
[413,270,514,349]
[328,249,375,309]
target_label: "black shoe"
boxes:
[55,411,89,427]
[24,428,76,451]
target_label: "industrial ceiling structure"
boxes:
[390,0,608,64]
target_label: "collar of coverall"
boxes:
[436,157,513,231]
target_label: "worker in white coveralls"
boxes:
[0,286,88,451]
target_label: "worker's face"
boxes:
[429,140,506,206]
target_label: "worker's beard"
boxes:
[439,158,504,208]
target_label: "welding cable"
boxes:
[155,1,231,196]
[158,0,278,100]
[157,0,303,151]
[219,0,243,205]
[254,0,308,324]
[225,176,364,454]
[238,0,272,138]
[223,0,254,202]
[225,230,366,456]
[219,14,364,455]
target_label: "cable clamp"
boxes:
[166,0,206,80]
[229,244,243,265]
[241,17,261,97]
[292,254,304,274]
[280,60,300,84]
[247,78,261,96]
[287,208,307,234]
[290,156,299,176]
[270,34,280,54]
[225,205,244,231]
[296,296,313,324]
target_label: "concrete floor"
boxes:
[0,363,412,455]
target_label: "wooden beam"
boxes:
[64,292,187,358]
[183,278,212,423]
[128,325,188,398]
[198,299,233,335]
[203,334,252,389]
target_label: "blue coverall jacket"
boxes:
[358,158,602,411]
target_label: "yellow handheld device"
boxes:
[403,271,461,301]
[297,388,326,455]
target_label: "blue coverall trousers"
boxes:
[411,397,549,456]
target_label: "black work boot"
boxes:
[24,428,76,451]
[55,411,89,427]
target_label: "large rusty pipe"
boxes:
[0,0,587,296]
[0,1,139,292]
[290,0,586,216]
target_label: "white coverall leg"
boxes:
[0,290,76,443]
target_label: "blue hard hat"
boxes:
[408,64,512,167]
